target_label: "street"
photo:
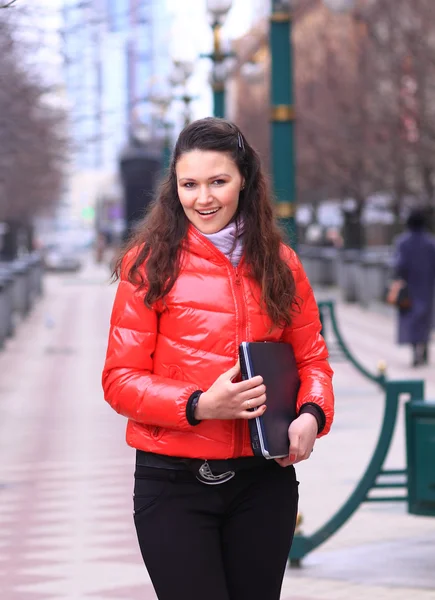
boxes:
[1,256,435,599]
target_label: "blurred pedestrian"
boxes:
[102,117,334,600]
[393,209,435,366]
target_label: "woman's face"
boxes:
[176,149,244,234]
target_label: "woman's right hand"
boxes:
[194,361,267,421]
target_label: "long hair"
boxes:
[114,117,297,328]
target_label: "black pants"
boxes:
[133,461,299,600]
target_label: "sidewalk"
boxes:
[0,260,434,599]
[283,285,435,600]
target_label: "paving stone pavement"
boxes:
[0,258,434,599]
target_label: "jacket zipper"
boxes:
[189,229,248,457]
[233,265,247,457]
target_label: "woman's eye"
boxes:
[184,182,196,188]
[213,179,226,186]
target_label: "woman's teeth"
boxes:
[197,208,219,215]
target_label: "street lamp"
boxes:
[202,0,234,118]
[270,0,297,246]
[240,45,267,84]
[149,92,173,171]
[206,0,233,22]
[170,60,195,127]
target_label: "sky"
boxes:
[167,0,268,60]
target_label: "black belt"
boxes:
[136,450,268,485]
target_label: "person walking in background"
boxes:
[102,118,334,600]
[393,208,435,366]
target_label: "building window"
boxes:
[107,0,128,32]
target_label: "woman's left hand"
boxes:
[275,413,318,467]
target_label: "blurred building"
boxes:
[61,0,172,228]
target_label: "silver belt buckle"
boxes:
[196,460,235,485]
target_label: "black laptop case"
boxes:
[239,342,300,459]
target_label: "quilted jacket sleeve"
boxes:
[101,252,198,431]
[282,249,334,436]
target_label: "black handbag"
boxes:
[386,279,412,310]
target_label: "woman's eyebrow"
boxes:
[178,173,231,183]
[208,173,230,180]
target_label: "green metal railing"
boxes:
[317,300,387,387]
[289,300,425,567]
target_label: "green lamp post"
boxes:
[202,0,233,118]
[270,0,297,247]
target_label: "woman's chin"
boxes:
[190,214,233,234]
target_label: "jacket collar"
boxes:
[185,224,244,267]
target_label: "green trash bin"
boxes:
[405,400,435,517]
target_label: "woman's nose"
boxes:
[197,186,212,205]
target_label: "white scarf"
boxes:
[202,218,244,267]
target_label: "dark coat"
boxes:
[394,231,435,344]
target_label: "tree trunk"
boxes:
[422,165,434,204]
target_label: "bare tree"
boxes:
[0,14,68,258]
[296,5,389,242]
[296,0,435,235]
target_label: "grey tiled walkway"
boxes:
[0,260,434,599]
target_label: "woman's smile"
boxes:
[195,207,221,219]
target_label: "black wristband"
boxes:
[186,390,203,426]
[299,403,326,434]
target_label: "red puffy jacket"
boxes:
[102,226,334,459]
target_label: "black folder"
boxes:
[239,342,300,459]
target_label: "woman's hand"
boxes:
[195,361,267,421]
[275,413,318,467]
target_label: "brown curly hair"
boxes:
[114,117,297,328]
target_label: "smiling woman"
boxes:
[116,117,298,327]
[176,150,244,234]
[102,117,334,600]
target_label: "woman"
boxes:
[102,117,334,600]
[393,208,435,367]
